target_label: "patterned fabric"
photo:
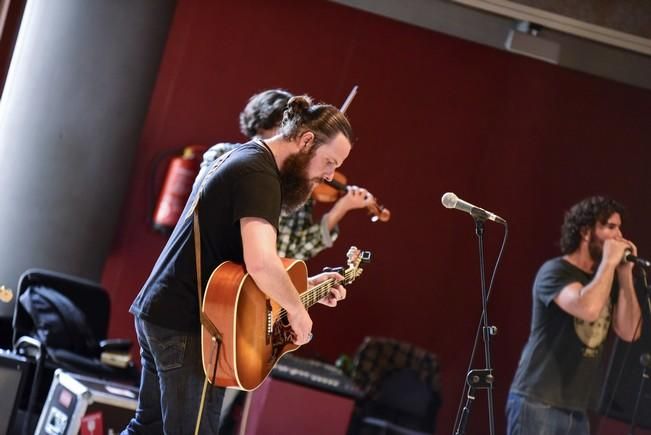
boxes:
[349,336,442,434]
[201,143,339,260]
[351,336,441,396]
[276,200,338,260]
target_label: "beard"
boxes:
[279,149,316,213]
[588,232,603,263]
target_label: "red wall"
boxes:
[101,1,651,433]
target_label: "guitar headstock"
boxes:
[345,246,371,284]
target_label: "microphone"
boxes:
[441,192,506,225]
[622,249,651,268]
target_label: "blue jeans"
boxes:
[122,317,225,435]
[506,392,589,435]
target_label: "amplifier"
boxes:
[241,377,356,435]
[271,354,362,399]
[35,369,138,435]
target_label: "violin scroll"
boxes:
[367,202,391,223]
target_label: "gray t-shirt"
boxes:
[509,257,615,411]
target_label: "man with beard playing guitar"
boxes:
[123,95,353,435]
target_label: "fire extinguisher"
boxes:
[152,145,207,233]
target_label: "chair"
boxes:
[348,337,442,435]
[11,268,137,432]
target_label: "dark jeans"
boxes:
[506,392,589,435]
[122,317,225,435]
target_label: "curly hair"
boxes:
[239,89,294,138]
[559,196,625,254]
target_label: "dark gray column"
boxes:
[0,0,176,317]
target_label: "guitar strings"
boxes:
[298,268,356,303]
[276,268,357,321]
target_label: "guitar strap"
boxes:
[191,150,234,435]
[193,207,221,435]
[193,209,223,357]
[190,151,233,364]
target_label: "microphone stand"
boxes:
[629,353,650,435]
[628,269,651,435]
[454,217,496,435]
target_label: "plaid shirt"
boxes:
[200,143,339,260]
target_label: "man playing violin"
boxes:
[198,89,375,260]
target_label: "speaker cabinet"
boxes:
[240,377,356,435]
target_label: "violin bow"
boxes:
[339,85,358,114]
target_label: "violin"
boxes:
[312,171,391,223]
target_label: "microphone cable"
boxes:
[452,223,509,434]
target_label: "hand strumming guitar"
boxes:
[286,304,313,345]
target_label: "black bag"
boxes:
[18,285,99,358]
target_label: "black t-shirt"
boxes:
[130,141,281,332]
[509,257,615,411]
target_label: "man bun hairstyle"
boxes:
[239,89,293,138]
[559,196,625,254]
[280,95,353,148]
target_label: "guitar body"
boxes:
[201,258,307,391]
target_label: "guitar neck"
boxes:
[279,266,357,318]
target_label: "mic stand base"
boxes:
[454,368,495,435]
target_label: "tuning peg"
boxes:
[359,251,372,263]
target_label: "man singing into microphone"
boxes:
[507,196,641,435]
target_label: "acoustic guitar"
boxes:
[200,246,370,390]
